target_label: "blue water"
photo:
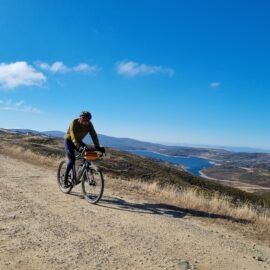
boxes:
[127,150,214,176]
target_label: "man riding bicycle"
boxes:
[63,111,105,187]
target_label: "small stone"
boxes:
[257,256,265,262]
[178,260,192,270]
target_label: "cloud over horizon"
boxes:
[210,81,221,88]
[116,60,175,77]
[0,62,46,89]
[37,61,98,74]
[0,100,41,113]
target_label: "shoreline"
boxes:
[127,149,215,176]
[199,169,218,180]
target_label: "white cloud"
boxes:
[116,60,175,77]
[0,100,41,113]
[37,61,98,73]
[0,62,46,89]
[73,63,98,73]
[39,61,69,73]
[210,81,221,88]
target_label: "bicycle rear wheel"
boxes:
[57,160,74,194]
[81,168,104,204]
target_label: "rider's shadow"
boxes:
[69,191,84,199]
[98,196,252,224]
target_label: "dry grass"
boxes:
[0,145,61,168]
[108,178,270,240]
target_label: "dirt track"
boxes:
[0,155,269,270]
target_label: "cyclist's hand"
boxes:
[96,146,105,154]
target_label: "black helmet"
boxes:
[80,111,92,120]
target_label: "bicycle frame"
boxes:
[73,152,100,184]
[72,154,90,185]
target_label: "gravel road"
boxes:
[0,155,269,270]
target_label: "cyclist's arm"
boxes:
[70,120,82,149]
[88,122,100,148]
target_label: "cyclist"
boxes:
[63,111,105,187]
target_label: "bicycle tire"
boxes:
[57,160,74,194]
[81,167,104,204]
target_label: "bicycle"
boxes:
[57,147,105,204]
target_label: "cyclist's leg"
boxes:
[64,139,76,183]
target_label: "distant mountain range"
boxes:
[1,128,270,155]
[0,128,163,150]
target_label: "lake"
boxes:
[127,149,214,176]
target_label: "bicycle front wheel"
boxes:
[81,168,104,204]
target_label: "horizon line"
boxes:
[2,127,270,153]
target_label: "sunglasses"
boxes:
[81,117,90,122]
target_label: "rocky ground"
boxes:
[0,155,269,270]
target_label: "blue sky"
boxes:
[1,0,270,149]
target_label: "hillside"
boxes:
[1,129,270,269]
[4,128,270,191]
[0,129,269,207]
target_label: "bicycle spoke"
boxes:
[81,169,104,204]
